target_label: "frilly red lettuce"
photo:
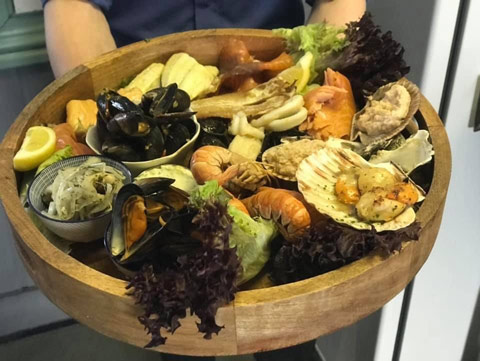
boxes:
[127,187,240,347]
[272,220,421,284]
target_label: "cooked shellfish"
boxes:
[296,146,424,231]
[369,130,434,174]
[261,139,325,181]
[350,79,421,147]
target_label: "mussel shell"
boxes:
[102,137,142,162]
[106,179,195,270]
[199,117,229,136]
[143,126,165,160]
[105,209,200,274]
[165,123,191,155]
[197,134,228,148]
[134,177,175,196]
[106,111,151,137]
[171,88,191,112]
[150,84,178,117]
[97,89,140,121]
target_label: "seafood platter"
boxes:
[0,16,451,356]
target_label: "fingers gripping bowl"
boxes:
[0,28,451,356]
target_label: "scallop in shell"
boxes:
[296,146,424,231]
[350,78,421,147]
[262,139,325,181]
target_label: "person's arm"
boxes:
[308,0,366,26]
[44,0,117,78]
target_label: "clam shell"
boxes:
[351,78,421,147]
[296,146,423,231]
[262,139,325,181]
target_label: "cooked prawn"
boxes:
[190,146,270,194]
[241,187,311,241]
[190,146,246,186]
[300,68,356,140]
[228,197,249,215]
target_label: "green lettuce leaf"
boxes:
[273,23,348,82]
[228,206,277,284]
[189,181,277,284]
[36,145,73,175]
[189,180,230,208]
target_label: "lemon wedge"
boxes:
[13,126,57,172]
[277,51,314,93]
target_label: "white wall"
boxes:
[13,0,42,13]
[368,1,460,360]
[400,0,480,358]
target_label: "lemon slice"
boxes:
[13,126,57,172]
[278,51,314,93]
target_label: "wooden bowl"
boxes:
[0,29,451,356]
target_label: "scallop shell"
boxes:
[351,78,421,147]
[262,139,325,181]
[296,146,424,231]
[370,130,434,174]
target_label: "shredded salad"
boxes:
[42,157,125,221]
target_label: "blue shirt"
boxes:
[43,0,309,47]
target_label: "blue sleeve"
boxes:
[41,0,113,12]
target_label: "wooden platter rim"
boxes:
[0,29,451,354]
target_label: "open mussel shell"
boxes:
[197,117,231,148]
[351,78,421,148]
[106,177,196,272]
[296,146,424,232]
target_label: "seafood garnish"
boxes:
[261,139,325,181]
[369,130,434,174]
[191,77,295,119]
[190,146,270,194]
[241,187,310,241]
[350,78,420,146]
[300,68,356,140]
[296,146,424,231]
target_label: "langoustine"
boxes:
[300,68,356,140]
[190,145,270,194]
[241,187,311,241]
[219,39,294,92]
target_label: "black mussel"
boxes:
[107,179,194,269]
[97,89,140,122]
[197,133,228,148]
[197,117,231,148]
[107,111,151,138]
[199,117,229,136]
[134,177,175,196]
[164,123,191,155]
[170,88,190,112]
[261,127,308,152]
[143,126,165,160]
[153,111,196,121]
[102,138,142,162]
[150,84,178,117]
